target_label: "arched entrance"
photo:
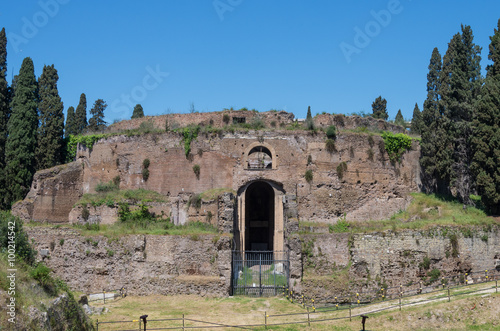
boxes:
[232,180,289,296]
[245,181,274,251]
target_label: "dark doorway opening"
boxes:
[245,181,274,251]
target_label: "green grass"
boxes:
[348,193,498,233]
[200,187,235,200]
[76,188,166,207]
[72,220,220,238]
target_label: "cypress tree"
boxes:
[410,103,423,134]
[305,105,314,130]
[36,64,65,170]
[88,99,107,132]
[371,96,388,120]
[394,109,405,126]
[0,28,9,209]
[471,19,500,214]
[65,106,76,138]
[131,104,144,119]
[441,26,482,205]
[420,47,444,193]
[5,57,38,206]
[74,93,87,134]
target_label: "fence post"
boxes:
[419,282,422,294]
[182,314,185,331]
[307,307,310,327]
[103,290,106,304]
[447,287,450,302]
[265,311,267,329]
[485,270,489,282]
[335,296,338,310]
[465,273,468,286]
[349,303,352,322]
[96,319,98,331]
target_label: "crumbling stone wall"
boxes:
[14,128,421,225]
[12,161,83,223]
[295,227,500,301]
[26,227,232,296]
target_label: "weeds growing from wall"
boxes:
[305,170,313,183]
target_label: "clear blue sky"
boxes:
[2,0,499,123]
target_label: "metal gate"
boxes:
[232,251,289,296]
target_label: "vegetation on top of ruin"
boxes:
[200,187,235,200]
[76,188,166,207]
[72,219,220,238]
[300,193,499,235]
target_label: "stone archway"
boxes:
[243,142,278,170]
[236,180,284,253]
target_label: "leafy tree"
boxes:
[88,98,107,132]
[36,64,65,170]
[74,93,87,134]
[471,19,500,214]
[131,103,144,119]
[420,47,446,193]
[0,28,9,209]
[371,96,388,120]
[394,109,405,127]
[410,103,423,134]
[5,57,38,206]
[65,106,76,138]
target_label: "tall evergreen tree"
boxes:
[65,106,76,138]
[441,26,482,205]
[36,64,65,170]
[305,105,314,130]
[74,93,87,134]
[420,47,445,193]
[410,103,423,134]
[5,57,38,206]
[371,96,388,120]
[394,109,405,126]
[471,19,500,214]
[131,104,144,119]
[0,28,10,209]
[88,99,107,132]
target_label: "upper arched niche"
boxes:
[243,142,277,170]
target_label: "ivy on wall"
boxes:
[381,131,413,163]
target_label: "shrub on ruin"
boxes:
[336,162,347,179]
[367,148,374,161]
[187,194,202,210]
[112,175,121,187]
[95,181,118,192]
[142,168,150,181]
[81,206,90,221]
[143,158,150,169]
[193,164,201,179]
[222,114,230,124]
[325,139,336,153]
[305,170,313,183]
[419,256,431,270]
[326,125,336,139]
